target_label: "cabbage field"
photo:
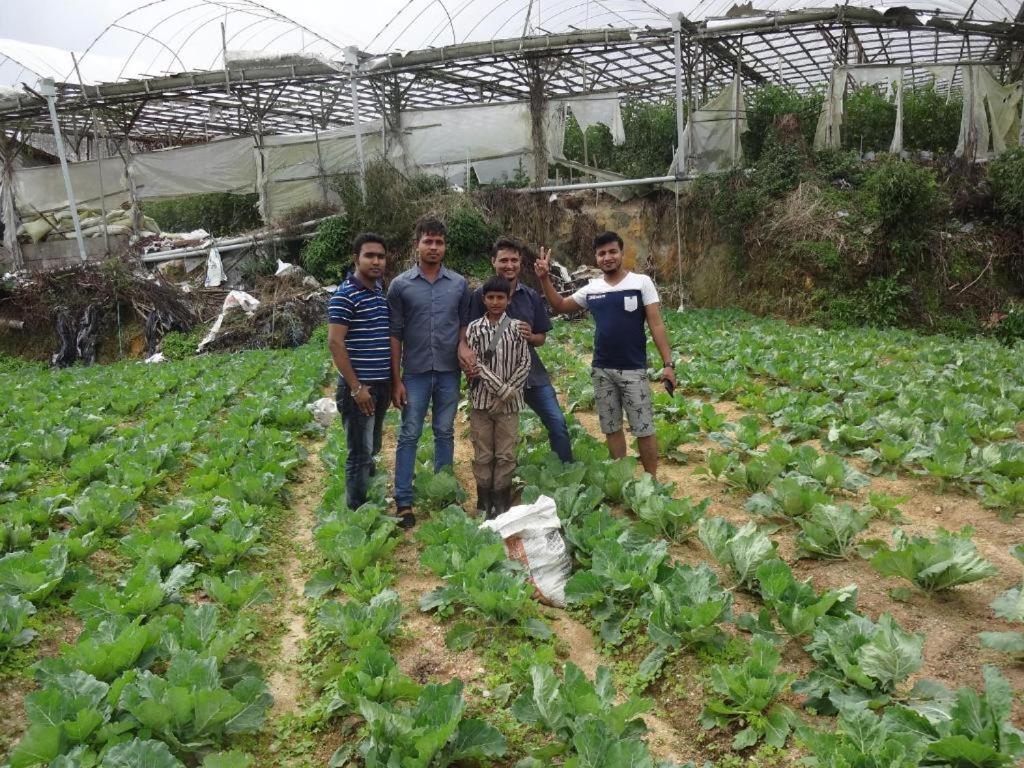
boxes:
[1,308,1023,768]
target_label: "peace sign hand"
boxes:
[534,246,552,280]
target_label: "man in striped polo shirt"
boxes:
[327,233,392,510]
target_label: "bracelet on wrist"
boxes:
[351,383,364,398]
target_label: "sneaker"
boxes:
[396,507,416,530]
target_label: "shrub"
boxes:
[443,205,498,279]
[160,328,204,359]
[903,84,961,154]
[814,149,864,185]
[744,84,822,162]
[817,272,911,328]
[843,87,896,153]
[753,136,806,199]
[996,305,1024,346]
[142,193,262,236]
[301,216,354,282]
[988,148,1024,227]
[863,156,943,237]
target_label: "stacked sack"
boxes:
[16,206,162,243]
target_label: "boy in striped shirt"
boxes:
[327,233,393,510]
[465,276,531,518]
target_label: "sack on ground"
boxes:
[480,494,571,608]
[309,396,338,427]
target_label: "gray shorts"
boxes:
[591,367,654,438]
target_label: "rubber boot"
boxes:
[474,485,492,519]
[490,487,511,520]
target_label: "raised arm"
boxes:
[534,246,583,316]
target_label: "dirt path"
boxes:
[266,437,323,718]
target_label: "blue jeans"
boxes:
[394,370,461,508]
[337,379,392,510]
[524,382,574,463]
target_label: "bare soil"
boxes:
[265,437,323,718]
[569,400,1024,728]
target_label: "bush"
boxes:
[443,205,498,279]
[988,149,1024,227]
[753,136,806,199]
[843,87,896,153]
[863,156,943,237]
[743,84,822,162]
[813,149,864,185]
[817,273,911,328]
[301,216,354,282]
[903,84,961,154]
[160,328,205,359]
[142,193,262,236]
[996,305,1024,345]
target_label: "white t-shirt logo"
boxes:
[623,295,638,312]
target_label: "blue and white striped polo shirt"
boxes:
[327,275,391,382]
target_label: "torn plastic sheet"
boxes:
[204,247,224,288]
[197,290,260,352]
[669,74,747,174]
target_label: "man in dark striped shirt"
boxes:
[327,232,392,510]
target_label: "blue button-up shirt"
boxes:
[469,281,552,388]
[388,264,471,374]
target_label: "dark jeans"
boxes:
[337,379,391,510]
[524,382,573,463]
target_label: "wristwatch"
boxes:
[351,384,364,398]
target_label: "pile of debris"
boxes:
[0,251,332,365]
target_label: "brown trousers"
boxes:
[469,409,518,490]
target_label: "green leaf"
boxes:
[449,718,507,760]
[99,738,184,768]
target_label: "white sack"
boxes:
[480,494,572,608]
[309,397,338,427]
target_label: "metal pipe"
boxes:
[39,78,87,263]
[346,46,367,203]
[139,216,329,264]
[520,174,694,193]
[672,14,686,177]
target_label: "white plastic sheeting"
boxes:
[558,92,626,145]
[391,102,533,185]
[8,98,614,222]
[669,74,747,174]
[131,137,256,199]
[12,157,129,215]
[257,122,383,221]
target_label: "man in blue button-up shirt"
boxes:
[388,215,471,527]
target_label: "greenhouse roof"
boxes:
[1,0,1022,144]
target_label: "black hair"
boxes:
[593,230,624,252]
[414,214,447,242]
[481,276,512,296]
[492,235,522,258]
[352,232,386,257]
